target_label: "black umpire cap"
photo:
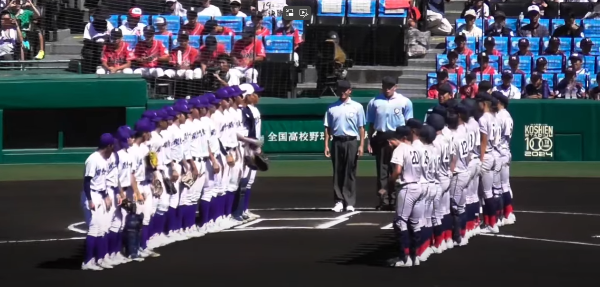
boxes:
[426,113,445,131]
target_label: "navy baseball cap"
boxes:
[454,103,470,115]
[581,38,593,46]
[394,126,412,139]
[426,113,445,131]
[518,38,529,46]
[492,91,509,106]
[432,105,447,118]
[419,125,437,143]
[509,55,519,63]
[174,103,190,114]
[501,70,513,79]
[215,88,230,100]
[99,133,115,148]
[484,36,495,45]
[476,91,493,102]
[250,83,264,92]
[570,53,583,62]
[406,118,423,130]
[536,57,548,65]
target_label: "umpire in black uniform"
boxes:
[324,80,366,212]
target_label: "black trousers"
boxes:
[331,136,359,207]
[372,132,396,207]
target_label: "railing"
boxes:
[0,60,81,74]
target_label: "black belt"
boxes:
[225,147,237,152]
[333,136,357,142]
[193,156,209,161]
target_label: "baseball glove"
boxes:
[161,171,177,195]
[152,178,163,197]
[245,152,269,171]
[147,151,159,169]
[181,172,195,188]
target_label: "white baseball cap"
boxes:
[239,83,254,97]
[527,5,540,13]
[155,17,166,25]
[464,9,477,18]
[230,0,241,4]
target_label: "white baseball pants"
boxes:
[394,183,424,232]
[188,159,207,204]
[133,67,165,78]
[96,68,134,75]
[164,68,203,80]
[81,190,106,237]
[233,66,259,83]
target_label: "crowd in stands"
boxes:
[0,0,45,64]
[428,1,600,100]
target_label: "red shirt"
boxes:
[102,42,132,67]
[459,83,478,99]
[199,43,227,65]
[427,82,458,99]
[453,48,474,58]
[255,27,271,37]
[232,39,266,68]
[133,39,168,68]
[157,30,173,37]
[471,65,496,75]
[275,27,302,50]
[184,23,204,36]
[485,49,502,57]
[440,64,464,75]
[169,45,199,69]
[216,26,235,36]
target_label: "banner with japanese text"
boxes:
[262,120,326,153]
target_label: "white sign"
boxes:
[258,0,287,17]
[524,124,553,158]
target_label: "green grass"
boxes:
[1,161,600,181]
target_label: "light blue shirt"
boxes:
[366,92,413,132]
[324,99,365,137]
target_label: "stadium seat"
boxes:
[557,73,588,89]
[172,35,201,49]
[341,0,376,65]
[494,2,527,17]
[427,72,459,94]
[535,55,564,73]
[469,55,500,71]
[583,56,596,74]
[346,0,377,25]
[108,15,120,28]
[525,73,557,90]
[120,14,150,26]
[154,35,171,50]
[288,0,319,23]
[446,36,477,53]
[204,35,234,53]
[436,54,468,71]
[493,73,523,90]
[574,37,600,54]
[317,0,347,24]
[215,16,244,34]
[560,2,592,19]
[591,75,598,89]
[583,19,600,37]
[487,18,519,32]
[153,15,181,35]
[376,0,408,25]
[122,35,138,50]
[541,37,573,54]
[491,37,509,55]
[275,17,304,36]
[502,55,533,73]
[550,19,583,35]
[455,18,485,32]
[264,35,295,61]
[510,37,540,55]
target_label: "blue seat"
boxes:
[541,37,573,54]
[246,16,274,31]
[426,72,459,94]
[317,0,347,23]
[172,35,201,49]
[491,37,509,55]
[108,15,120,28]
[525,73,557,90]
[436,54,468,71]
[493,73,523,90]
[346,0,377,24]
[590,74,598,89]
[233,35,265,45]
[215,16,244,34]
[119,14,150,26]
[583,55,596,74]
[535,55,564,73]
[122,35,138,50]
[557,73,588,89]
[583,19,600,37]
[455,18,485,31]
[275,17,304,36]
[154,35,171,50]
[469,55,500,71]
[153,15,181,35]
[487,18,519,32]
[377,0,408,20]
[446,36,477,53]
[510,37,540,55]
[182,15,212,26]
[502,55,533,74]
[264,35,294,54]
[574,37,600,55]
[520,18,550,29]
[203,35,234,53]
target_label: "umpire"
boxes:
[324,80,365,213]
[367,76,413,211]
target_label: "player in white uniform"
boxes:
[476,92,500,234]
[206,93,227,233]
[223,86,244,228]
[239,83,263,220]
[492,92,516,225]
[100,135,119,268]
[388,126,423,268]
[81,133,115,271]
[416,125,439,262]
[211,88,233,231]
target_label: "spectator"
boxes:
[459,72,478,99]
[535,57,547,73]
[440,50,465,74]
[579,38,596,56]
[97,28,133,75]
[197,0,222,17]
[164,31,202,81]
[203,19,235,36]
[589,73,600,100]
[247,12,270,37]
[215,54,243,87]
[426,0,453,36]
[451,33,474,58]
[569,53,588,75]
[6,0,42,60]
[82,6,113,73]
[518,5,550,37]
[523,72,551,99]
[119,8,146,36]
[555,67,586,99]
[166,0,187,17]
[199,35,227,72]
[231,26,265,83]
[543,36,566,56]
[456,10,483,38]
[229,0,247,18]
[584,3,600,19]
[275,18,302,66]
[479,80,493,94]
[469,0,490,19]
[482,36,502,56]
[428,70,457,99]
[530,0,550,18]
[492,70,521,99]
[0,9,23,62]
[132,26,170,78]
[552,13,584,38]
[471,52,496,75]
[507,55,526,75]
[513,38,534,56]
[485,10,514,37]
[183,9,205,35]
[155,16,172,36]
[28,14,43,59]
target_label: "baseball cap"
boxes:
[394,126,412,140]
[142,110,158,120]
[174,103,191,114]
[549,36,560,44]
[337,80,351,92]
[406,118,423,130]
[204,93,221,105]
[110,28,123,38]
[175,99,188,106]
[509,55,519,63]
[215,88,230,100]
[484,36,495,45]
[239,83,254,96]
[135,118,153,133]
[454,103,470,116]
[464,9,477,18]
[152,110,168,122]
[518,38,530,46]
[491,91,509,106]
[419,125,437,143]
[437,83,453,95]
[465,72,477,82]
[426,113,445,131]
[527,5,540,14]
[230,0,241,4]
[570,53,583,62]
[478,80,493,92]
[143,25,155,35]
[530,71,542,81]
[128,7,143,18]
[478,52,489,62]
[565,66,576,75]
[447,50,459,59]
[436,69,449,79]
[581,38,594,46]
[494,10,506,19]
[501,70,513,79]
[116,126,133,142]
[163,106,177,118]
[455,33,467,43]
[251,83,265,92]
[197,97,211,108]
[155,16,166,25]
[475,92,493,102]
[432,105,447,118]
[536,57,548,65]
[327,31,339,40]
[231,85,247,96]
[381,76,397,88]
[99,133,115,148]
[178,30,190,41]
[224,87,239,98]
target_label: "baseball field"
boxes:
[0,160,598,286]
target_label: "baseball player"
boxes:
[224,86,245,227]
[205,92,227,233]
[81,133,115,271]
[97,28,134,75]
[476,92,500,234]
[103,131,122,267]
[447,106,472,246]
[427,114,452,253]
[405,119,428,262]
[416,125,439,262]
[209,89,231,232]
[492,92,515,225]
[387,126,423,268]
[132,26,169,78]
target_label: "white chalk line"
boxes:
[480,233,600,247]
[0,237,86,244]
[380,223,393,230]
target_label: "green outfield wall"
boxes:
[0,74,596,163]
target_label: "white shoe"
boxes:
[114,253,130,264]
[497,218,504,227]
[505,213,516,225]
[96,259,113,269]
[446,239,454,249]
[389,257,413,267]
[245,210,261,219]
[480,225,500,234]
[346,205,355,212]
[140,248,160,258]
[439,240,447,252]
[425,247,433,259]
[460,237,469,246]
[207,221,219,233]
[81,260,104,271]
[230,217,245,227]
[331,202,344,212]
[107,253,122,266]
[474,226,481,235]
[128,255,145,262]
[412,256,420,266]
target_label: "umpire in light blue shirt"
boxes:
[324,80,365,213]
[366,76,414,210]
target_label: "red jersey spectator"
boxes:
[483,36,502,56]
[232,28,266,69]
[199,35,227,70]
[471,52,496,75]
[155,16,173,36]
[164,31,203,81]
[428,70,458,99]
[440,50,465,74]
[182,10,204,36]
[97,28,133,74]
[513,38,534,56]
[459,73,478,99]
[249,12,271,37]
[452,33,474,58]
[133,26,169,68]
[204,19,236,36]
[275,19,302,50]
